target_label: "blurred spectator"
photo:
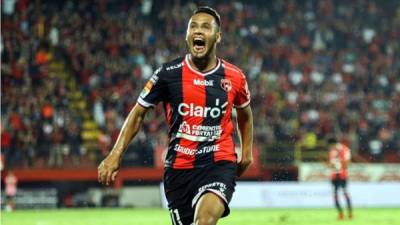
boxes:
[48,125,65,167]
[4,170,18,212]
[2,0,16,16]
[97,127,111,157]
[1,125,12,167]
[65,122,82,166]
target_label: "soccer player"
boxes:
[98,6,253,225]
[328,137,353,220]
[4,170,18,212]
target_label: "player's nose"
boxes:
[192,27,203,35]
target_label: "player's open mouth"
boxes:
[193,38,206,52]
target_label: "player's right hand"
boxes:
[98,153,121,186]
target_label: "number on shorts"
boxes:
[169,209,183,225]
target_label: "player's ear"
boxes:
[216,31,221,44]
[186,18,192,43]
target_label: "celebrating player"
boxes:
[328,137,353,220]
[98,6,253,225]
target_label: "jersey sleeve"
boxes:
[137,66,166,108]
[233,73,251,108]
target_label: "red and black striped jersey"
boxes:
[329,143,351,179]
[138,55,251,169]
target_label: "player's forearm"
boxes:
[110,104,147,158]
[236,106,254,176]
[237,107,253,158]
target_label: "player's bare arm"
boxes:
[236,105,253,177]
[342,155,351,170]
[327,157,335,169]
[98,104,149,186]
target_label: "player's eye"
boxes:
[202,24,211,30]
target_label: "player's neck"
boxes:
[188,54,217,72]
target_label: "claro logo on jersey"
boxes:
[178,98,228,118]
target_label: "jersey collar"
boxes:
[185,54,221,76]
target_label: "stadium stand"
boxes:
[1,0,399,179]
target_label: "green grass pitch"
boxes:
[2,208,399,225]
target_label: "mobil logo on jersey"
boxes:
[193,79,214,86]
[178,98,228,118]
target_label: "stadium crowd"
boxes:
[1,0,400,169]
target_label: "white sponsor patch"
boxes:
[198,182,227,194]
[173,144,220,155]
[176,122,222,142]
[173,144,196,155]
[196,145,220,154]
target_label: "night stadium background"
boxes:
[1,0,400,224]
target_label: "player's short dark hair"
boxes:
[327,136,337,144]
[193,6,221,28]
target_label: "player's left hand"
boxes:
[98,153,121,186]
[237,156,253,177]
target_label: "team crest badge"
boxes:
[220,79,232,92]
